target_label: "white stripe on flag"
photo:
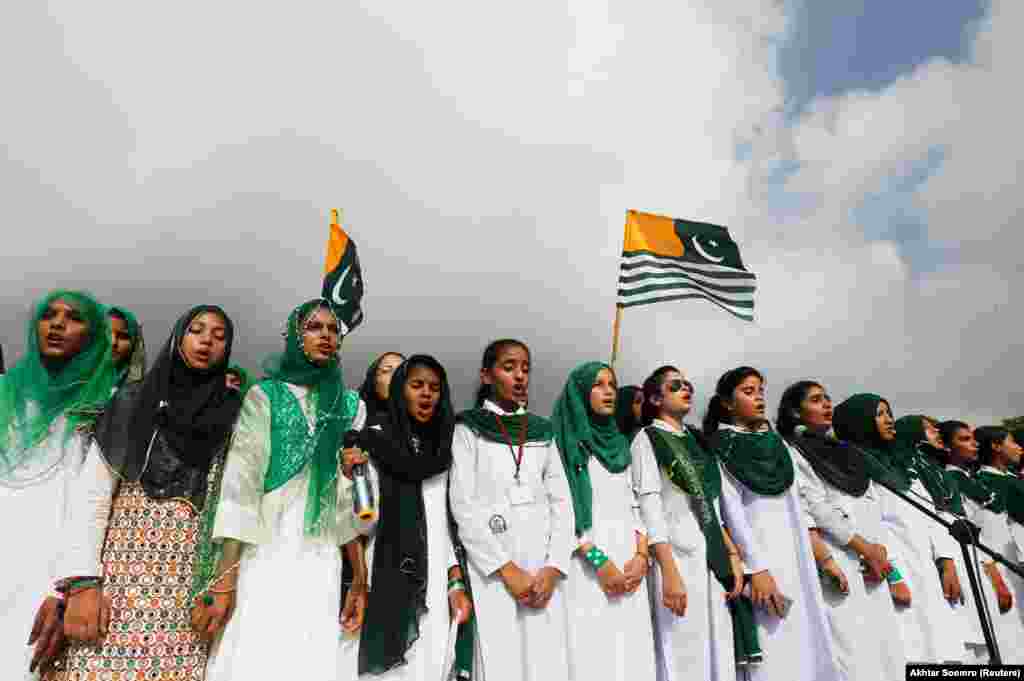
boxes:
[617,290,754,319]
[620,252,756,277]
[617,276,755,303]
[618,265,756,291]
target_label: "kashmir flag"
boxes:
[322,209,365,335]
[617,209,757,321]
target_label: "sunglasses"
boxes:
[666,379,694,395]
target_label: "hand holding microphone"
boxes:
[342,430,376,522]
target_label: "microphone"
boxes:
[344,430,376,522]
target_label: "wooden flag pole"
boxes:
[610,304,623,368]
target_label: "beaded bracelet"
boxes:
[585,547,608,570]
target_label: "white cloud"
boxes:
[0,0,1018,427]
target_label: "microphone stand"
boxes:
[868,473,1024,664]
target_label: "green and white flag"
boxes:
[617,210,757,322]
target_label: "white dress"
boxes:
[0,414,114,680]
[633,421,735,681]
[878,477,974,663]
[361,438,461,681]
[564,449,657,681]
[971,466,1024,663]
[715,425,842,681]
[448,400,575,681]
[791,446,905,681]
[945,465,993,661]
[205,384,369,681]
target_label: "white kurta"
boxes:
[0,415,114,680]
[632,421,735,681]
[879,478,972,663]
[205,384,368,681]
[791,447,905,681]
[448,401,575,681]
[715,426,841,681]
[565,452,656,681]
[971,466,1024,664]
[362,450,460,681]
[944,466,991,661]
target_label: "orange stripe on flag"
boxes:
[325,221,349,275]
[624,209,684,257]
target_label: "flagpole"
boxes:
[610,304,623,368]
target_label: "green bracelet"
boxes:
[585,547,608,570]
[448,579,466,593]
[886,566,904,585]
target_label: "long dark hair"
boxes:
[703,366,765,437]
[473,339,530,407]
[975,425,1009,467]
[640,365,679,427]
[776,380,824,438]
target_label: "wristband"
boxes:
[448,579,466,594]
[584,547,608,570]
[886,567,904,585]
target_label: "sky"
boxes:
[1,0,1019,426]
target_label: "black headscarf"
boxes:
[787,430,870,497]
[358,351,405,421]
[96,305,242,487]
[359,354,456,675]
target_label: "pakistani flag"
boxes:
[322,210,365,335]
[617,209,757,321]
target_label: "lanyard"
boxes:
[494,412,528,483]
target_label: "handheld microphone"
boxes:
[343,430,376,521]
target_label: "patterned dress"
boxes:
[48,454,225,681]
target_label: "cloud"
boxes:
[0,0,1018,427]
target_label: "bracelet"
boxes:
[584,546,608,570]
[886,566,904,585]
[207,585,238,595]
[65,585,101,600]
[448,580,467,595]
[55,576,102,594]
[197,560,242,606]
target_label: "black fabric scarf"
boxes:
[787,430,870,498]
[96,305,241,486]
[359,355,456,675]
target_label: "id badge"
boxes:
[507,483,535,506]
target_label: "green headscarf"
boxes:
[894,415,963,515]
[457,408,553,444]
[227,364,254,396]
[0,289,116,478]
[709,427,795,496]
[832,393,910,491]
[260,299,359,539]
[551,361,631,537]
[108,305,146,387]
